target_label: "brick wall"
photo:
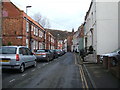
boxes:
[2,2,21,18]
[2,18,24,46]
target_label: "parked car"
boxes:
[100,49,120,66]
[54,49,63,56]
[34,49,53,62]
[50,50,58,59]
[0,46,37,72]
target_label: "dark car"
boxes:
[50,50,58,59]
[54,49,63,56]
[34,49,53,62]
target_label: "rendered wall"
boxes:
[96,2,118,55]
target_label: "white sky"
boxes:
[10,0,91,31]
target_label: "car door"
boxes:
[19,48,30,68]
[25,48,35,66]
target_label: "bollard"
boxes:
[103,56,108,69]
[108,57,113,70]
[97,55,100,64]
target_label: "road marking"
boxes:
[22,73,27,77]
[38,67,41,68]
[9,79,15,83]
[80,65,89,89]
[80,67,85,88]
[32,69,35,72]
[74,54,89,89]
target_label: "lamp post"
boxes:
[26,6,32,14]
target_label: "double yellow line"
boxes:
[74,54,89,89]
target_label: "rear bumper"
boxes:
[36,56,48,61]
[2,65,20,69]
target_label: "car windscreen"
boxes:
[0,47,17,54]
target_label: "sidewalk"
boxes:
[75,53,120,88]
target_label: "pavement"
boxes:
[75,53,120,88]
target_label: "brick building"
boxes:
[67,35,73,52]
[45,31,56,50]
[2,1,45,52]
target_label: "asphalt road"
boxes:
[2,52,89,88]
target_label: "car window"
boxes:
[37,50,45,53]
[20,48,27,55]
[1,47,17,54]
[19,48,23,54]
[25,48,31,55]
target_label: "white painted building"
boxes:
[72,31,80,52]
[84,0,120,56]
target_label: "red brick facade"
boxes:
[45,31,56,49]
[67,35,73,52]
[2,1,62,51]
[2,1,46,51]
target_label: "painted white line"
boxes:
[22,73,27,77]
[9,79,15,83]
[32,69,35,72]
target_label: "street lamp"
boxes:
[26,6,32,14]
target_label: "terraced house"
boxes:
[84,0,120,62]
[2,1,47,51]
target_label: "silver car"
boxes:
[35,49,53,62]
[0,46,37,72]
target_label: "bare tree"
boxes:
[33,12,51,28]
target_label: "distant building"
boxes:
[57,40,63,49]
[78,24,84,52]
[72,30,79,52]
[67,35,73,52]
[45,31,55,50]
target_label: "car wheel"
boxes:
[33,61,37,67]
[19,64,25,73]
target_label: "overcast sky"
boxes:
[10,0,91,32]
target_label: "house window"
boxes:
[26,39,29,48]
[45,33,46,39]
[36,28,38,36]
[31,25,34,31]
[34,27,36,35]
[26,22,29,32]
[39,30,43,38]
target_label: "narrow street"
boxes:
[2,52,90,88]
